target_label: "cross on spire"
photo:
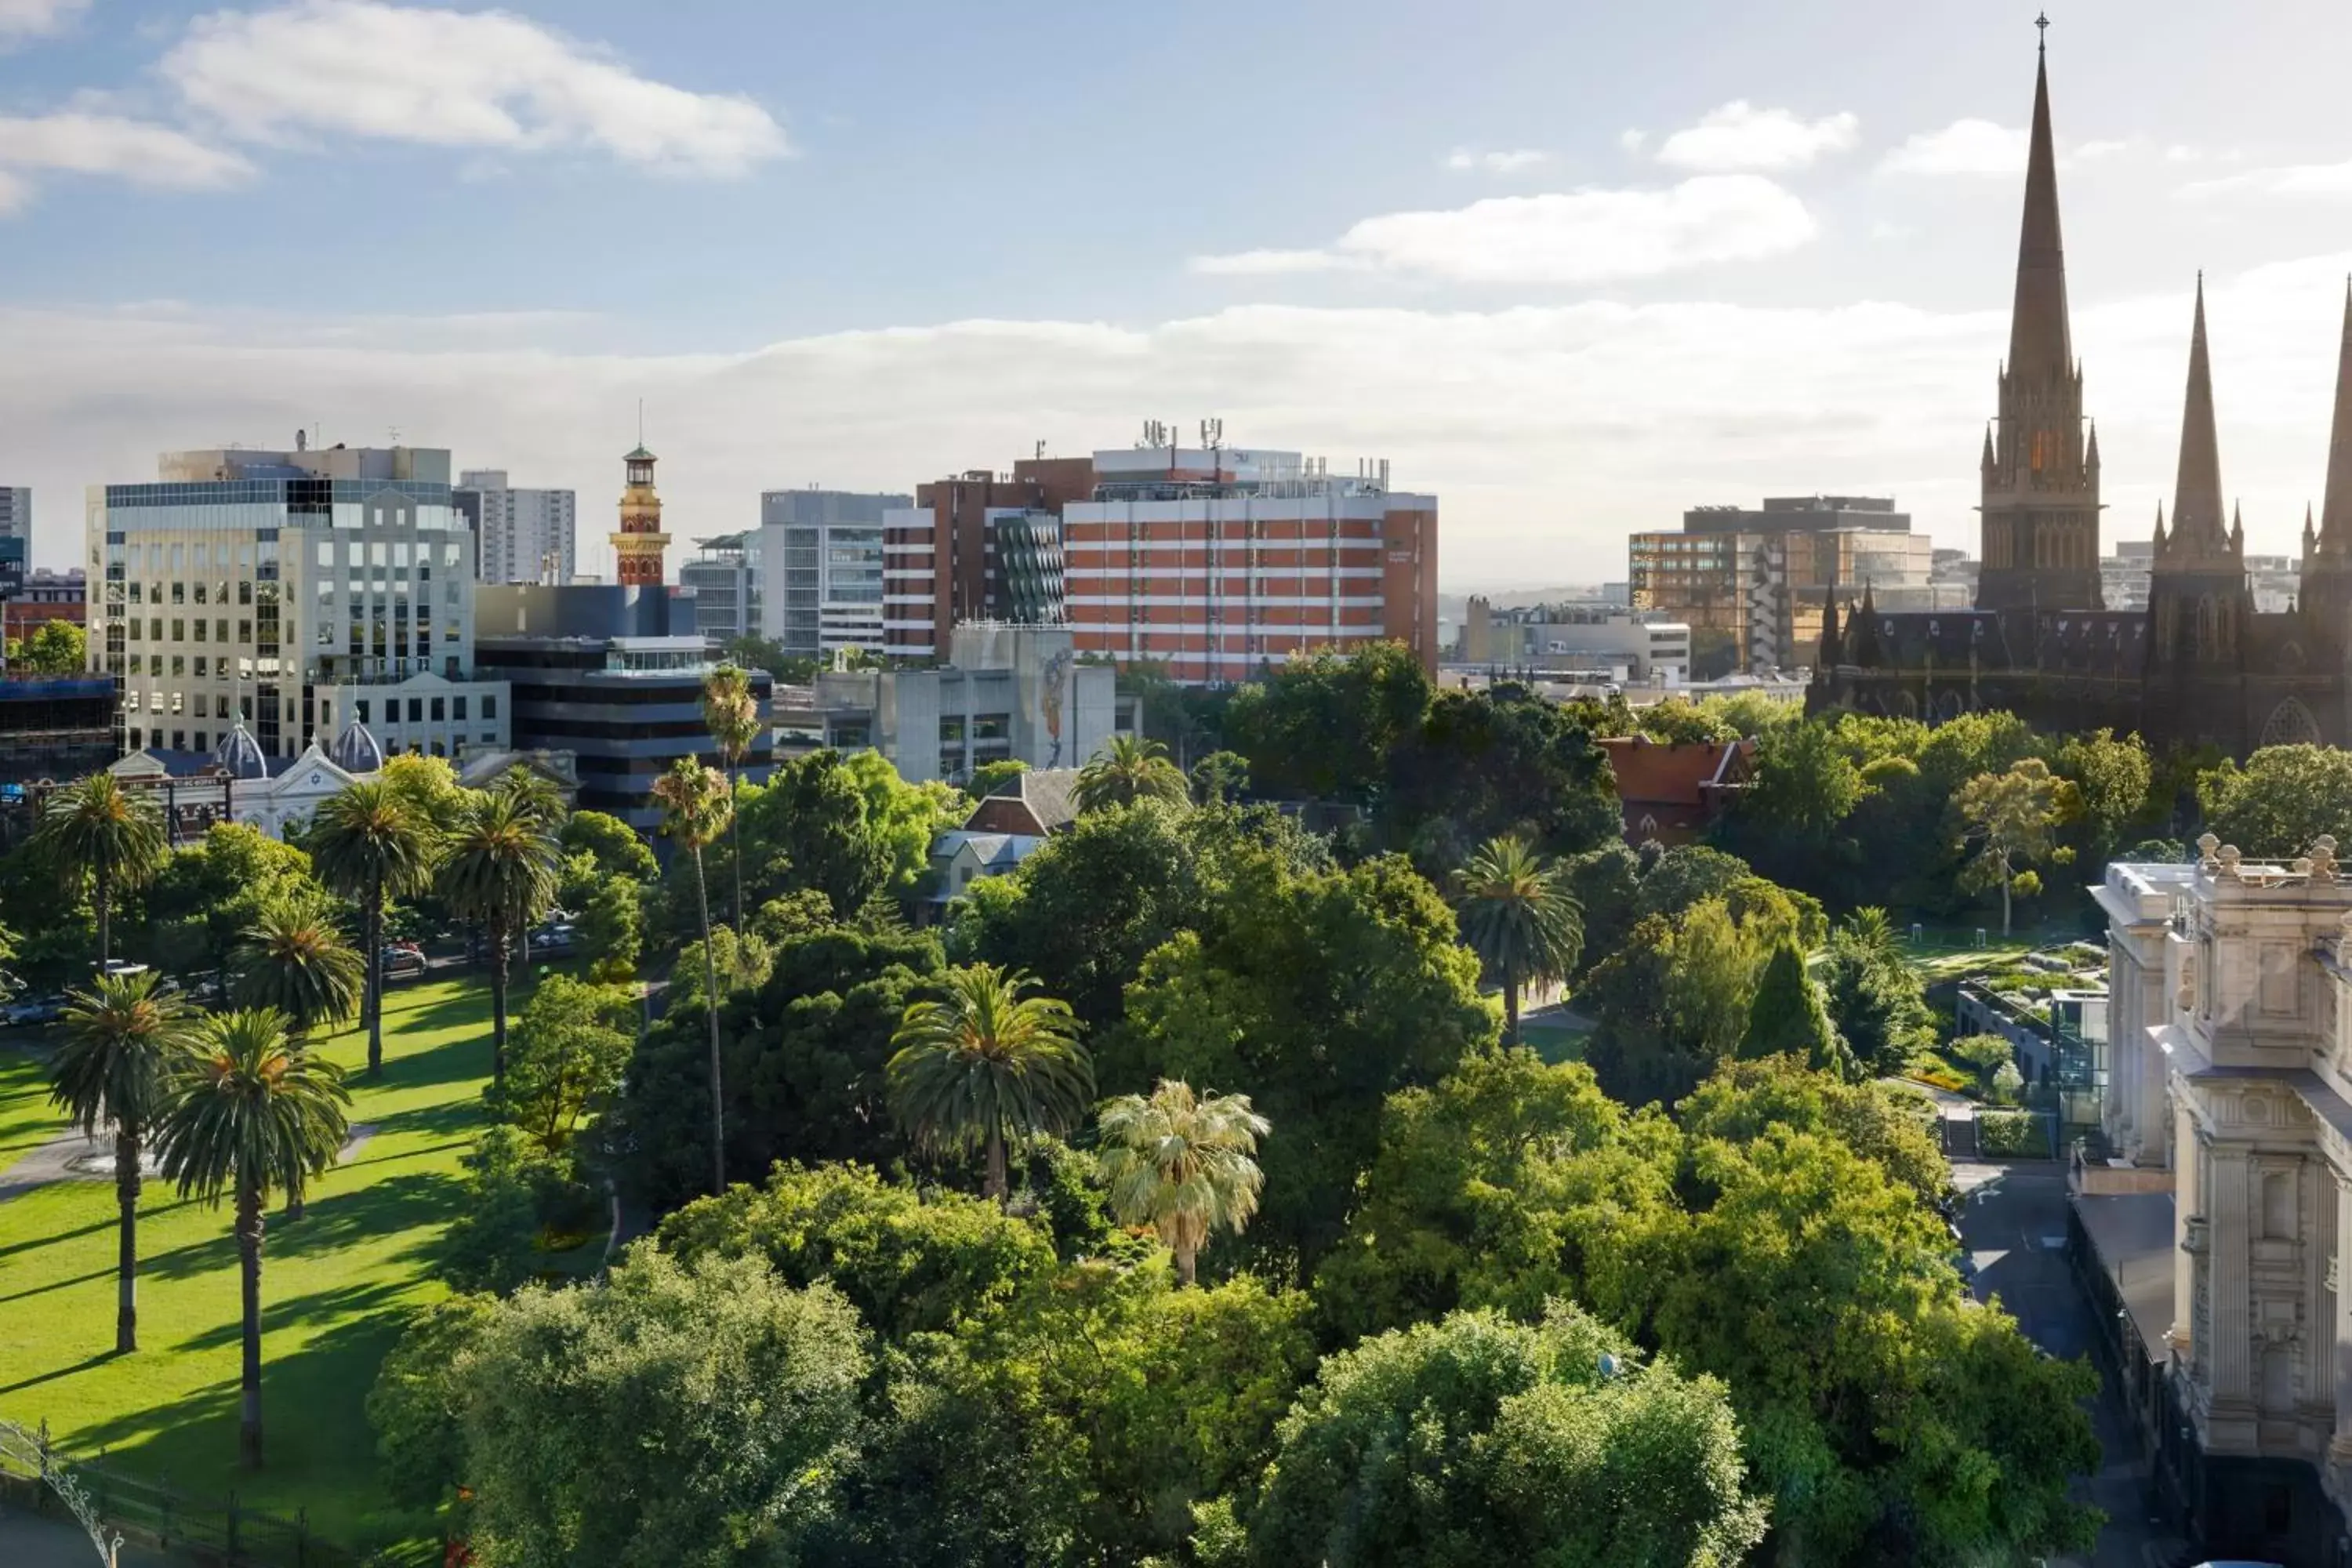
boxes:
[2036,11,2049,53]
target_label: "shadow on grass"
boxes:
[0,1348,123,1398]
[172,1276,418,1354]
[133,1170,468,1285]
[0,1196,204,1265]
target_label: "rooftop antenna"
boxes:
[637,398,644,447]
[1035,439,1047,462]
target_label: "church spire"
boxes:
[2320,276,2352,554]
[2170,274,2227,552]
[2005,25,2072,388]
[2153,500,2167,555]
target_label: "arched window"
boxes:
[2260,698,2322,747]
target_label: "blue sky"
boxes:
[5,0,2352,584]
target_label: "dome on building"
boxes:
[212,722,270,781]
[329,718,385,775]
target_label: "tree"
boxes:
[1958,757,2081,935]
[49,971,201,1352]
[505,975,637,1154]
[234,896,362,1044]
[652,756,735,1196]
[1097,1080,1269,1286]
[1223,641,1434,803]
[1451,834,1583,1044]
[1665,898,1764,1064]
[293,780,434,1079]
[1190,749,1251,806]
[36,771,166,966]
[437,788,562,1093]
[701,662,762,932]
[141,822,318,995]
[725,750,892,918]
[485,764,569,830]
[559,808,658,883]
[575,872,644,981]
[458,1250,869,1568]
[154,1007,351,1469]
[367,1294,499,1509]
[1240,1305,1768,1568]
[2055,728,2154,870]
[380,752,472,833]
[1075,734,1189,813]
[1820,909,1933,1076]
[2198,742,2352,859]
[1385,685,1623,869]
[887,962,1092,1203]
[1732,719,1868,853]
[966,757,1029,800]
[8,617,86,674]
[1737,938,1849,1076]
[720,633,819,685]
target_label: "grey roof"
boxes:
[329,718,386,775]
[140,747,299,780]
[212,723,270,781]
[2072,1189,2174,1366]
[997,768,1080,833]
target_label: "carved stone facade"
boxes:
[2097,838,2352,1559]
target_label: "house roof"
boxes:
[967,768,1081,835]
[119,747,305,781]
[1596,736,1753,808]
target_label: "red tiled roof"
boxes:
[1597,736,1753,809]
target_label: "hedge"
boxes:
[1976,1109,2051,1159]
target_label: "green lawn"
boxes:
[0,974,503,1552]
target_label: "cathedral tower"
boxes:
[2148,278,2251,676]
[1975,26,2103,613]
[611,444,672,588]
[2299,280,2352,648]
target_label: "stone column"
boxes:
[2209,1142,2255,1411]
[2332,1168,2352,1465]
[2171,1095,2199,1356]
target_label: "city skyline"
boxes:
[5,2,2352,584]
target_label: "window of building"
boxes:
[454,696,467,721]
[195,656,209,677]
[238,581,252,605]
[482,696,496,720]
[150,618,162,641]
[193,583,207,605]
[170,582,184,604]
[170,692,183,716]
[356,700,369,724]
[171,729,184,750]
[192,619,206,643]
[170,655,185,677]
[408,698,423,723]
[170,619,183,641]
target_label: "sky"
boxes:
[5,0,2352,587]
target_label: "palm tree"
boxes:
[1834,906,1904,965]
[36,772,168,966]
[887,962,1091,1203]
[1096,1079,1269,1287]
[650,757,735,1196]
[235,898,362,1041]
[307,781,437,1077]
[437,789,562,1092]
[699,663,761,935]
[488,764,568,830]
[49,971,201,1352]
[154,1007,350,1470]
[1073,735,1190,815]
[1452,833,1584,1047]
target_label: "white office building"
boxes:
[457,470,577,586]
[760,489,905,659]
[89,441,509,762]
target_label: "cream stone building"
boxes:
[2089,835,2352,1564]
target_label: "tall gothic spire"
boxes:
[2171,275,2227,552]
[2321,276,2352,554]
[2006,38,2072,387]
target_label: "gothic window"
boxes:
[2259,698,2321,747]
[2030,430,2050,472]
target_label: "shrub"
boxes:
[1976,1109,2049,1159]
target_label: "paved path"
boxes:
[1955,1163,2194,1568]
[0,1125,376,1206]
[0,1504,180,1566]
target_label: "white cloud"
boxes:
[1618,129,1648,155]
[1654,102,1858,172]
[2180,160,2352,201]
[2071,138,2133,162]
[0,0,86,38]
[1878,119,2028,176]
[0,112,256,212]
[1446,147,1550,175]
[162,0,789,176]
[1192,176,1816,286]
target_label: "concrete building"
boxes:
[1631,497,1930,677]
[89,439,509,761]
[0,487,27,600]
[884,463,1093,660]
[758,489,908,659]
[1063,443,1439,684]
[1456,600,1690,682]
[811,622,1113,786]
[681,531,759,645]
[456,470,577,585]
[474,583,771,831]
[2082,838,2352,1563]
[0,674,114,784]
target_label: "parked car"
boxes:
[381,947,429,981]
[526,924,577,957]
[3,995,67,1027]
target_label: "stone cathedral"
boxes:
[1809,37,2352,754]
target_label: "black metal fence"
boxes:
[0,1422,373,1568]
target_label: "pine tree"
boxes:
[1737,938,1851,1077]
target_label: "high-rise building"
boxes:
[456,470,577,585]
[680,531,760,645]
[758,489,909,659]
[89,438,509,761]
[0,487,29,600]
[1061,444,1439,683]
[611,447,671,587]
[884,462,1094,660]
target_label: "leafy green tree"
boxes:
[1950,1033,2016,1093]
[665,924,773,1020]
[1075,734,1190,813]
[1559,842,1642,980]
[2198,742,2352,859]
[367,1294,499,1508]
[1385,684,1622,868]
[1665,898,1765,1064]
[701,662,762,931]
[559,808,657,883]
[720,633,818,684]
[575,871,644,982]
[1958,757,2080,935]
[655,1160,1058,1342]
[1674,1056,1947,1207]
[1240,1305,1768,1568]
[380,752,473,835]
[1737,938,1850,1076]
[1097,1079,1269,1286]
[139,821,317,992]
[888,962,1092,1202]
[437,1125,593,1295]
[967,757,1029,799]
[485,764,570,830]
[234,895,363,1044]
[505,975,636,1154]
[37,771,167,965]
[1223,641,1434,803]
[459,1249,869,1568]
[8,617,86,674]
[437,788,562,1091]
[1189,749,1251,805]
[725,750,891,919]
[652,756,735,1196]
[154,1007,351,1469]
[1451,834,1583,1044]
[50,971,201,1352]
[1634,844,1755,925]
[1730,719,1867,859]
[2056,728,2154,870]
[299,781,437,1076]
[1820,909,1933,1076]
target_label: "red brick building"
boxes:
[1596,735,1754,845]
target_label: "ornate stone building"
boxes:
[2092,840,2352,1562]
[1810,35,2352,754]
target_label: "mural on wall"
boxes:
[1039,646,1075,766]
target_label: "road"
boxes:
[1954,1161,2194,1568]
